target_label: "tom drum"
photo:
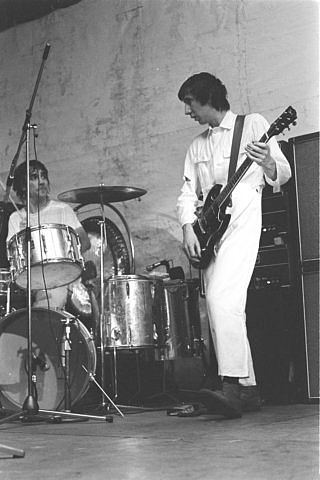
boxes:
[7,224,84,290]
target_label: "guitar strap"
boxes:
[227,114,246,181]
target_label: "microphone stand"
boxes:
[0,44,50,238]
[0,43,113,429]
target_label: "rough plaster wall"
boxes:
[0,0,319,277]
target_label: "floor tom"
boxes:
[104,275,154,349]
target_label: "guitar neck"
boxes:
[215,131,269,207]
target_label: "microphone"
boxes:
[146,260,170,272]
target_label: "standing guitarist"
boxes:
[176,72,292,418]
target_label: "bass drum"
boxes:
[0,308,96,411]
[66,216,131,326]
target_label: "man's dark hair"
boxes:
[13,160,49,200]
[178,72,230,111]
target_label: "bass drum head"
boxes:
[66,216,131,324]
[0,308,96,411]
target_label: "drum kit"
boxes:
[0,184,203,415]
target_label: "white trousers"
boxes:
[203,184,262,386]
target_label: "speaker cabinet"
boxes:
[290,132,319,401]
[246,287,296,404]
[246,136,319,403]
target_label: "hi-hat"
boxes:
[57,185,147,204]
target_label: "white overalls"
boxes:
[177,111,291,385]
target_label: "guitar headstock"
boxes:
[267,106,297,139]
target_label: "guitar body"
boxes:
[193,184,231,269]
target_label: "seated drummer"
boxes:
[6,160,90,310]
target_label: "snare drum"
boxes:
[7,224,84,290]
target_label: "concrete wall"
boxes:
[0,0,319,275]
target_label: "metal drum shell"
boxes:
[104,275,154,349]
[158,278,202,359]
[7,224,84,290]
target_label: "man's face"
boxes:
[29,168,49,201]
[183,94,213,125]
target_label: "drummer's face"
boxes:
[29,168,49,200]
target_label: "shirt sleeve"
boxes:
[61,204,82,231]
[7,211,23,243]
[176,141,199,226]
[250,113,292,192]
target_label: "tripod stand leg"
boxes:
[82,366,124,417]
[0,443,25,458]
[39,409,113,423]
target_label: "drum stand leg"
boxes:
[0,443,25,458]
[105,347,150,412]
[144,347,180,407]
[82,366,124,417]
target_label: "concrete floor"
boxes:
[0,403,318,480]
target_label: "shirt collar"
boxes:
[208,110,236,134]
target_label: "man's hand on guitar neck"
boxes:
[245,141,277,181]
[182,223,202,265]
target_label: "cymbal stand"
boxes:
[98,186,109,408]
[74,201,138,406]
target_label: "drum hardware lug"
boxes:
[41,235,47,254]
[111,327,121,341]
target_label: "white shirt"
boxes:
[7,199,82,242]
[176,110,292,226]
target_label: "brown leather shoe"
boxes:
[199,382,242,419]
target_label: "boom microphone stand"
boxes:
[0,43,113,429]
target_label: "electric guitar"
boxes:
[193,106,297,269]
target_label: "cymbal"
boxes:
[57,185,147,204]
